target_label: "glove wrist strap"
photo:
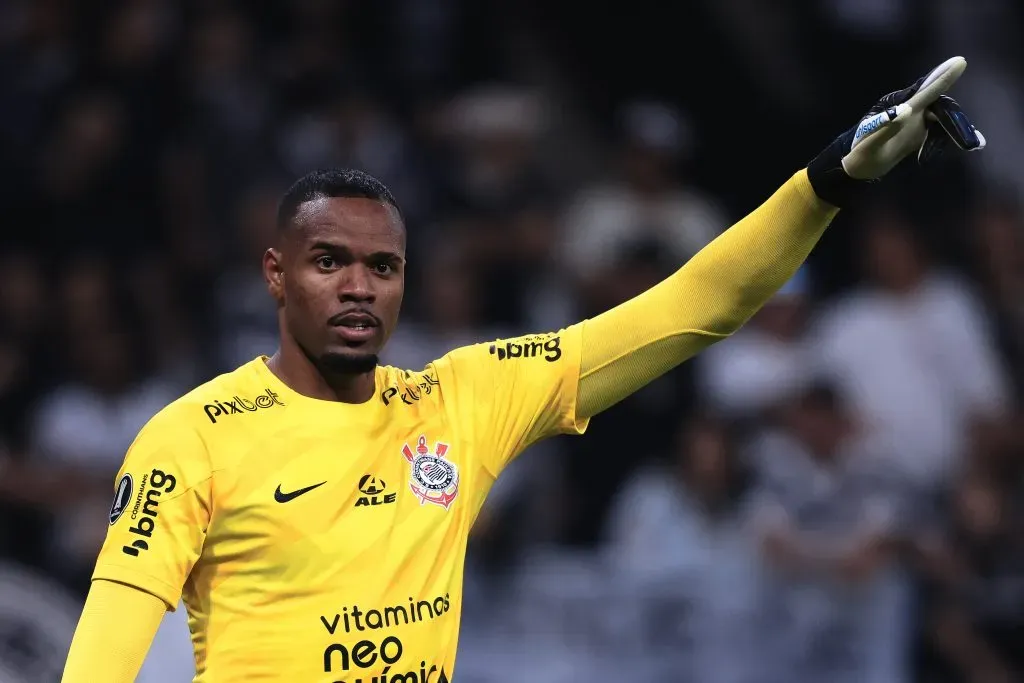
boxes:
[807,128,872,208]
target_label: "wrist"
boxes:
[807,128,873,208]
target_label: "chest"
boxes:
[199,419,477,589]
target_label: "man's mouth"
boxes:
[329,311,380,343]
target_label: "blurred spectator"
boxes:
[383,239,505,370]
[215,183,285,371]
[441,85,552,214]
[276,93,430,225]
[750,382,914,683]
[972,195,1024,402]
[125,254,206,391]
[934,0,1024,198]
[186,7,269,181]
[561,100,727,310]
[29,277,177,589]
[916,468,1024,683]
[0,251,49,446]
[606,414,761,683]
[0,0,77,167]
[560,241,695,546]
[809,207,1010,490]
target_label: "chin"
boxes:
[318,349,379,375]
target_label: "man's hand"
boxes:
[808,56,986,206]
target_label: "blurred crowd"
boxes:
[1,1,1024,682]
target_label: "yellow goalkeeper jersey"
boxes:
[95,329,588,683]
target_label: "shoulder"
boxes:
[125,360,273,477]
[374,364,443,408]
[423,329,575,390]
[144,359,273,431]
[442,331,570,366]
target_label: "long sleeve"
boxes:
[577,168,838,418]
[61,579,168,683]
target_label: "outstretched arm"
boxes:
[576,169,834,417]
[575,55,985,419]
[61,580,168,682]
[417,56,983,477]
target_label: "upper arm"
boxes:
[61,580,168,683]
[92,417,213,609]
[575,282,728,418]
[431,326,589,475]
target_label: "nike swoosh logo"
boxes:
[274,481,327,503]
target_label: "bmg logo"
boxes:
[488,335,562,362]
[122,468,177,557]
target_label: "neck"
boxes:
[266,341,376,404]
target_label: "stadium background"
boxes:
[1,0,1023,681]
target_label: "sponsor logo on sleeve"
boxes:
[401,435,458,510]
[121,468,177,557]
[203,388,284,424]
[488,335,562,362]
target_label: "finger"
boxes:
[852,103,912,148]
[906,56,967,111]
[973,128,987,151]
[918,123,951,164]
[928,95,983,150]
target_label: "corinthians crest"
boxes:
[401,435,459,510]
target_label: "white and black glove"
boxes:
[808,56,986,207]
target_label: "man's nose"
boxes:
[339,264,375,302]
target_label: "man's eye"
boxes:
[316,255,335,269]
[373,263,392,275]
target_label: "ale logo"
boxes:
[354,474,397,507]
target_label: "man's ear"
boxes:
[263,248,285,304]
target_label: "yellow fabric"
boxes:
[71,167,834,682]
[61,580,167,683]
[576,169,837,417]
[86,332,585,682]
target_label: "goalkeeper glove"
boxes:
[808,56,986,207]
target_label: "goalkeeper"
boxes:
[62,57,983,682]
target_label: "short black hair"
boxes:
[276,168,402,231]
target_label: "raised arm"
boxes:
[577,169,832,417]
[575,56,985,418]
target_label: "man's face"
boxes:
[265,196,406,373]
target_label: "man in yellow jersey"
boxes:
[61,57,983,682]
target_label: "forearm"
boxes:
[577,168,837,417]
[62,580,168,683]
